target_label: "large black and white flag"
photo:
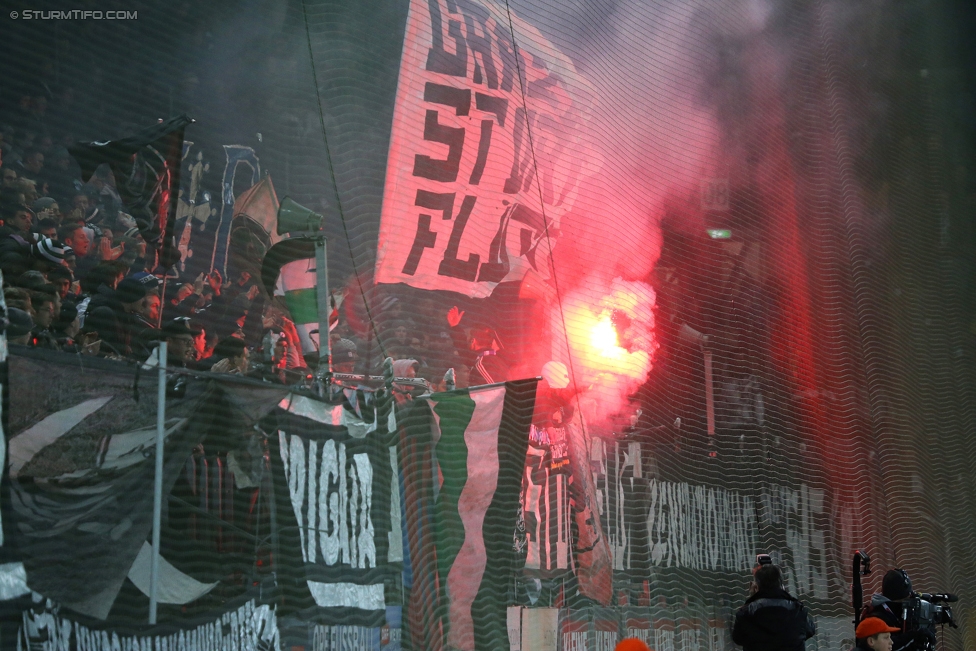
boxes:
[5,348,291,621]
[269,390,400,627]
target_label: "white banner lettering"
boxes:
[20,597,279,651]
[279,432,378,572]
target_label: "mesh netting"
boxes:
[2,0,975,650]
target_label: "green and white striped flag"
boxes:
[276,256,319,354]
[401,378,538,651]
[261,238,340,354]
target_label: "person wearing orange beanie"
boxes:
[615,638,651,651]
[855,617,900,651]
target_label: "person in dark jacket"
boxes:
[84,277,146,358]
[732,564,816,651]
[862,569,936,651]
[157,318,197,368]
[446,306,510,386]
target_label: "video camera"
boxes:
[903,592,958,633]
[851,552,958,648]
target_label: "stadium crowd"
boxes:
[0,87,500,391]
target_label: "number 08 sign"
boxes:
[376,0,600,298]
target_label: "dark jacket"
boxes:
[448,325,510,385]
[30,327,61,351]
[0,231,34,266]
[85,286,140,358]
[130,314,159,360]
[864,594,935,651]
[732,587,816,651]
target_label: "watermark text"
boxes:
[10,10,138,20]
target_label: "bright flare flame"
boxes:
[557,278,658,402]
[552,277,659,426]
[590,313,622,358]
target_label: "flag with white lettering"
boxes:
[400,378,538,651]
[19,593,280,651]
[270,389,398,627]
[556,607,620,651]
[520,441,572,572]
[375,0,600,297]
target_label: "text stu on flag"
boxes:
[376,0,601,298]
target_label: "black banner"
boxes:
[268,397,398,628]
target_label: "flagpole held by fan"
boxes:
[271,197,333,394]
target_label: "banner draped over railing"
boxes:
[268,390,400,628]
[399,379,538,651]
[19,594,281,651]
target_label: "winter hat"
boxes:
[161,317,196,339]
[31,197,57,213]
[128,271,160,291]
[115,277,148,304]
[333,338,358,362]
[615,639,651,651]
[6,307,34,337]
[855,617,900,639]
[32,237,66,264]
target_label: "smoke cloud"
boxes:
[503,0,777,423]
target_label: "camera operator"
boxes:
[863,570,936,651]
[732,561,817,651]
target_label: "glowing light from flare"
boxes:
[556,278,658,386]
[590,313,623,359]
[553,278,658,425]
[590,312,620,357]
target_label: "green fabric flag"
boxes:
[401,379,538,651]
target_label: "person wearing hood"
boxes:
[391,358,424,407]
[732,563,816,651]
[863,569,936,651]
[84,277,147,358]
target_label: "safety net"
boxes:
[1,0,975,650]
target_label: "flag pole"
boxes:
[149,341,167,624]
[703,347,716,456]
[157,275,168,328]
[315,235,332,395]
